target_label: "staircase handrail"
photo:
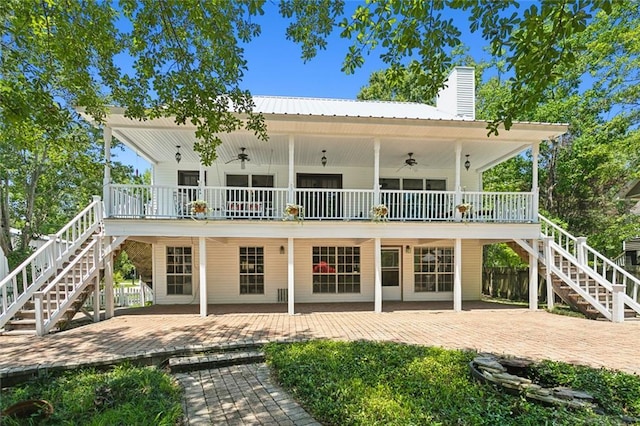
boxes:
[33,237,100,336]
[546,240,614,320]
[539,214,578,258]
[583,243,640,313]
[541,214,640,318]
[0,197,102,329]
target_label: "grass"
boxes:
[265,340,640,426]
[0,364,183,425]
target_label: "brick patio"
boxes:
[1,302,639,375]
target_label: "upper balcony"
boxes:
[107,184,535,223]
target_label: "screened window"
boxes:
[312,247,360,293]
[166,247,193,295]
[240,247,264,294]
[414,247,454,292]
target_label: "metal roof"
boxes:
[250,96,461,120]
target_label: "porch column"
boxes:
[104,251,115,319]
[453,238,462,311]
[532,142,540,221]
[373,138,380,205]
[287,237,295,315]
[103,126,112,217]
[288,136,295,204]
[454,142,462,222]
[529,238,539,310]
[374,237,382,313]
[544,236,554,311]
[199,237,207,317]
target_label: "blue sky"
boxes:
[116,4,488,171]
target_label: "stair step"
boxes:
[168,350,265,373]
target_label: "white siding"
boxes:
[151,237,485,305]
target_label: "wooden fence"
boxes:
[482,267,548,303]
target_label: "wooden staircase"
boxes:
[505,217,640,322]
[507,240,637,320]
[1,197,127,336]
[3,239,100,335]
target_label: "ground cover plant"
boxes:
[0,364,182,425]
[265,340,640,425]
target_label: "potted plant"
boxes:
[370,204,389,222]
[188,200,208,216]
[284,203,304,222]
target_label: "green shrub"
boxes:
[0,364,183,425]
[265,340,639,425]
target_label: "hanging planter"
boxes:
[188,200,208,216]
[456,203,472,214]
[284,203,304,222]
[370,204,389,222]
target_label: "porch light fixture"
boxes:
[175,145,182,164]
[321,150,327,167]
[406,245,411,253]
[464,154,470,171]
[280,245,285,255]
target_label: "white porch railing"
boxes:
[0,197,103,329]
[108,184,537,223]
[540,215,640,321]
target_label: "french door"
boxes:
[296,174,342,219]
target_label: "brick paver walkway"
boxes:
[177,364,320,426]
[2,302,639,425]
[1,302,638,374]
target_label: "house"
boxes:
[1,67,639,336]
[96,67,558,315]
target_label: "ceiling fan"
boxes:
[225,147,250,169]
[396,152,418,172]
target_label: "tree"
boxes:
[2,0,615,165]
[281,0,613,134]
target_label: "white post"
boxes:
[34,292,44,336]
[373,138,380,206]
[576,237,588,266]
[374,238,382,313]
[544,236,554,311]
[93,275,101,322]
[104,252,114,318]
[612,284,626,323]
[103,126,112,218]
[288,136,295,204]
[199,237,207,317]
[93,234,101,322]
[454,142,462,222]
[454,238,462,311]
[532,143,539,221]
[287,237,295,315]
[139,278,146,305]
[529,239,538,310]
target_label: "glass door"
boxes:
[381,247,402,301]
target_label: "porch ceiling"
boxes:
[96,110,567,172]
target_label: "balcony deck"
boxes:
[107,185,536,224]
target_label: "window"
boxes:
[312,247,360,293]
[166,247,193,295]
[240,247,264,294]
[414,247,453,292]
